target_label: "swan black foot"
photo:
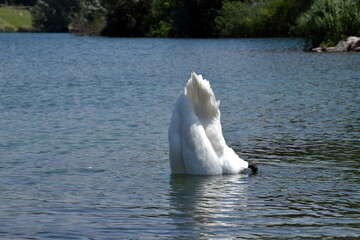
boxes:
[248,162,258,174]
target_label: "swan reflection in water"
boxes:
[169,174,252,238]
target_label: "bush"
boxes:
[295,0,360,47]
[148,0,223,37]
[31,0,79,32]
[0,25,15,32]
[101,0,152,37]
[17,25,35,32]
[147,0,174,37]
[215,0,312,37]
[70,0,106,36]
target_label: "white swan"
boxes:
[168,72,257,175]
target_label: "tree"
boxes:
[31,0,79,32]
[148,0,223,37]
[0,0,36,5]
[100,0,152,37]
[172,0,223,37]
[70,0,106,35]
[148,0,174,37]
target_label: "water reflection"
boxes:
[166,133,360,238]
[1,35,359,239]
[169,174,251,238]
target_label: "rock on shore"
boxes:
[312,36,360,52]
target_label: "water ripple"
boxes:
[0,34,359,239]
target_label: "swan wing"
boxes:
[180,94,222,175]
[169,92,222,175]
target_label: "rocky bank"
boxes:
[312,36,360,52]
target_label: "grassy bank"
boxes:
[0,5,33,32]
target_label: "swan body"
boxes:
[168,73,249,175]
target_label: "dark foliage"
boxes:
[171,0,223,37]
[295,0,360,47]
[101,0,152,37]
[28,0,358,48]
[0,0,36,5]
[215,0,313,37]
[70,0,106,35]
[31,0,79,32]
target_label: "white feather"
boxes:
[169,72,249,175]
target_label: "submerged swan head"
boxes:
[248,161,258,174]
[168,72,258,175]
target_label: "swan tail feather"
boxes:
[185,72,219,120]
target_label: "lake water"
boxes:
[0,34,359,239]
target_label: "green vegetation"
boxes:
[0,0,36,5]
[70,0,106,36]
[215,0,313,37]
[100,0,152,37]
[31,0,313,37]
[294,0,360,47]
[31,0,79,32]
[2,0,359,49]
[0,5,33,32]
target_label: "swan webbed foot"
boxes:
[248,161,258,174]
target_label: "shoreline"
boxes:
[312,36,360,52]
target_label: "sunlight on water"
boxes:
[0,34,359,239]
